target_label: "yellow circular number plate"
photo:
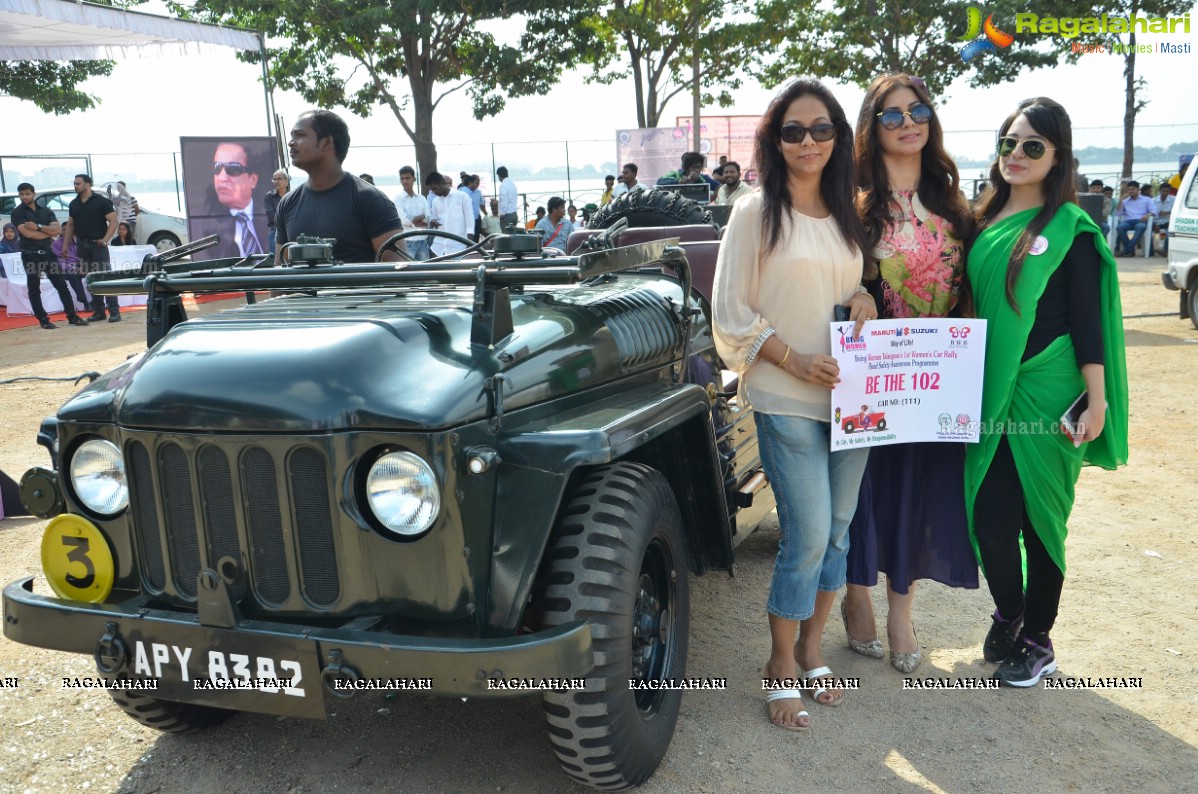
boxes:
[40,514,115,603]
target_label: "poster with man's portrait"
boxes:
[181,136,278,262]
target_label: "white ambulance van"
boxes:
[1162,158,1198,329]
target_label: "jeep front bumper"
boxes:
[3,577,593,719]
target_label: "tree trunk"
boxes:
[1122,31,1136,179]
[412,90,438,181]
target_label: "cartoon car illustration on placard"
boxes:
[842,404,888,433]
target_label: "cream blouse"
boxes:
[711,191,863,421]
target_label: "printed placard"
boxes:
[829,318,987,450]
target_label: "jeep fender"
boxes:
[486,382,731,633]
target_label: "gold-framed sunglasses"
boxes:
[996,136,1055,160]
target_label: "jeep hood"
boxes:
[57,284,681,431]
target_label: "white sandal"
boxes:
[804,666,843,707]
[765,688,810,731]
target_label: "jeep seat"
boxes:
[678,241,721,304]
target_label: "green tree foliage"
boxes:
[580,0,787,128]
[759,0,1077,98]
[179,0,604,177]
[0,60,115,114]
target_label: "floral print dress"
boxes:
[875,190,963,319]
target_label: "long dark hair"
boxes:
[112,221,133,245]
[853,73,973,262]
[976,97,1077,311]
[754,79,869,260]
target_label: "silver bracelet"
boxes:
[745,327,776,366]
[853,284,869,296]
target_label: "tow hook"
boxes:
[94,622,128,673]
[321,649,361,698]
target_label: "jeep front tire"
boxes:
[536,462,689,791]
[108,688,234,734]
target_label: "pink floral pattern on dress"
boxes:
[874,190,963,319]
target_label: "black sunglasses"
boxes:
[996,136,1055,160]
[876,103,933,130]
[213,162,248,177]
[780,123,837,144]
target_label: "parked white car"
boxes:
[1161,160,1198,329]
[0,187,189,252]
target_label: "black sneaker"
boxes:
[994,635,1056,687]
[108,313,122,323]
[67,315,89,326]
[983,608,1024,663]
[39,318,56,330]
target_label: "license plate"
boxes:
[119,622,326,718]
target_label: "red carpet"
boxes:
[0,292,261,332]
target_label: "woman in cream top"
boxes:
[712,78,874,733]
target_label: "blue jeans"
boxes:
[1115,219,1147,253]
[406,238,430,261]
[756,413,870,621]
[268,228,277,255]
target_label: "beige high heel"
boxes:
[840,599,883,659]
[889,625,922,674]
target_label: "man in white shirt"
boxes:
[497,165,519,231]
[424,170,473,258]
[611,163,646,199]
[395,165,430,259]
[714,161,754,206]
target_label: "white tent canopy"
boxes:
[0,0,260,60]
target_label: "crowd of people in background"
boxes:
[6,104,1185,329]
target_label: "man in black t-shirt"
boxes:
[62,173,120,322]
[10,183,88,329]
[276,110,403,263]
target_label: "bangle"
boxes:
[853,284,869,296]
[778,346,791,367]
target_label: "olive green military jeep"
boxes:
[5,206,772,790]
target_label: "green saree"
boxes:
[964,203,1129,576]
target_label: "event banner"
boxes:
[828,318,988,450]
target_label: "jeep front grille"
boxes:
[125,437,341,608]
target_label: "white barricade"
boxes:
[1,245,154,317]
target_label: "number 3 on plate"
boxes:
[61,535,96,588]
[40,515,115,603]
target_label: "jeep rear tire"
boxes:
[108,688,234,734]
[536,462,689,791]
[589,188,713,229]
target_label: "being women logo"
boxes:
[956,7,1015,62]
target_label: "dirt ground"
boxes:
[1,263,1196,794]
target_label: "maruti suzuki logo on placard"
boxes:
[956,6,1015,62]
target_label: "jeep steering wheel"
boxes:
[375,228,478,263]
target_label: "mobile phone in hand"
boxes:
[1060,391,1088,447]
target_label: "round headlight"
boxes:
[365,451,440,537]
[69,438,128,516]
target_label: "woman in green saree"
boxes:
[966,98,1128,687]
